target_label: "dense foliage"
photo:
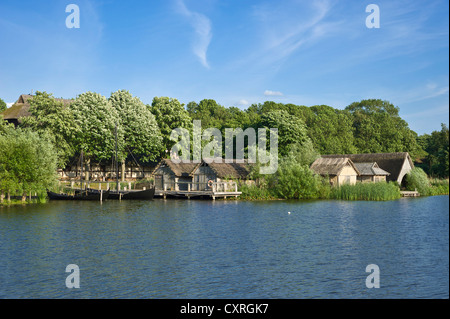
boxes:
[0,118,58,202]
[416,124,449,178]
[0,98,6,113]
[2,89,447,202]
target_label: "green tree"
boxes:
[187,99,229,130]
[70,92,124,179]
[0,98,6,113]
[419,124,449,177]
[21,91,76,167]
[259,109,311,157]
[110,90,163,163]
[300,105,357,154]
[346,99,421,157]
[149,96,191,154]
[0,128,57,201]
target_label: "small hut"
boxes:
[191,160,252,191]
[310,157,360,186]
[353,162,390,183]
[152,159,198,191]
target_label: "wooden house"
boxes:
[353,162,390,183]
[310,157,360,186]
[191,160,252,191]
[322,152,414,184]
[151,159,198,191]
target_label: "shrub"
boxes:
[405,167,434,195]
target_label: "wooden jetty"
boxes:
[155,181,241,200]
[58,180,242,200]
[400,190,420,197]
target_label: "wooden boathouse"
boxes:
[152,159,252,199]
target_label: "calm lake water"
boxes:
[0,196,448,299]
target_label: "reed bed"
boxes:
[326,182,401,201]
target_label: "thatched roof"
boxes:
[206,160,252,179]
[152,158,253,179]
[353,162,390,176]
[152,158,198,177]
[310,157,360,176]
[322,152,413,182]
[1,94,72,122]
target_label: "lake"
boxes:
[0,196,448,299]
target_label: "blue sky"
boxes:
[0,0,448,134]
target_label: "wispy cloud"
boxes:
[264,90,283,96]
[176,0,212,68]
[252,0,334,65]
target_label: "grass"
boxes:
[329,182,401,201]
[240,180,402,201]
[239,184,278,200]
[425,179,449,196]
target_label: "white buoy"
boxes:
[288,211,291,215]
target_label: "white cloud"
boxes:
[176,0,212,68]
[238,99,250,106]
[6,102,14,107]
[264,90,283,96]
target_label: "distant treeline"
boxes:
[2,91,449,180]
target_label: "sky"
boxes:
[0,0,448,134]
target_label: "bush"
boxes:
[405,167,430,195]
[239,184,276,200]
[274,164,330,199]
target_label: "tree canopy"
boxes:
[110,90,163,163]
[0,125,58,196]
[0,98,6,113]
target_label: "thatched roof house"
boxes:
[353,162,390,183]
[206,161,251,180]
[191,160,252,191]
[1,94,72,126]
[310,157,360,186]
[152,158,253,191]
[322,152,413,184]
[152,158,199,190]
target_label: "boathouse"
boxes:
[322,152,414,184]
[353,162,390,183]
[310,157,360,186]
[152,158,198,191]
[191,160,252,191]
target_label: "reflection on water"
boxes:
[0,196,448,298]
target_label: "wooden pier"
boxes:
[58,180,242,200]
[400,190,420,197]
[155,181,241,200]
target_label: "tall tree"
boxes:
[346,99,421,157]
[70,92,123,179]
[110,90,163,162]
[259,109,311,157]
[0,98,6,113]
[300,105,357,155]
[149,96,191,154]
[21,91,76,167]
[419,124,449,177]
